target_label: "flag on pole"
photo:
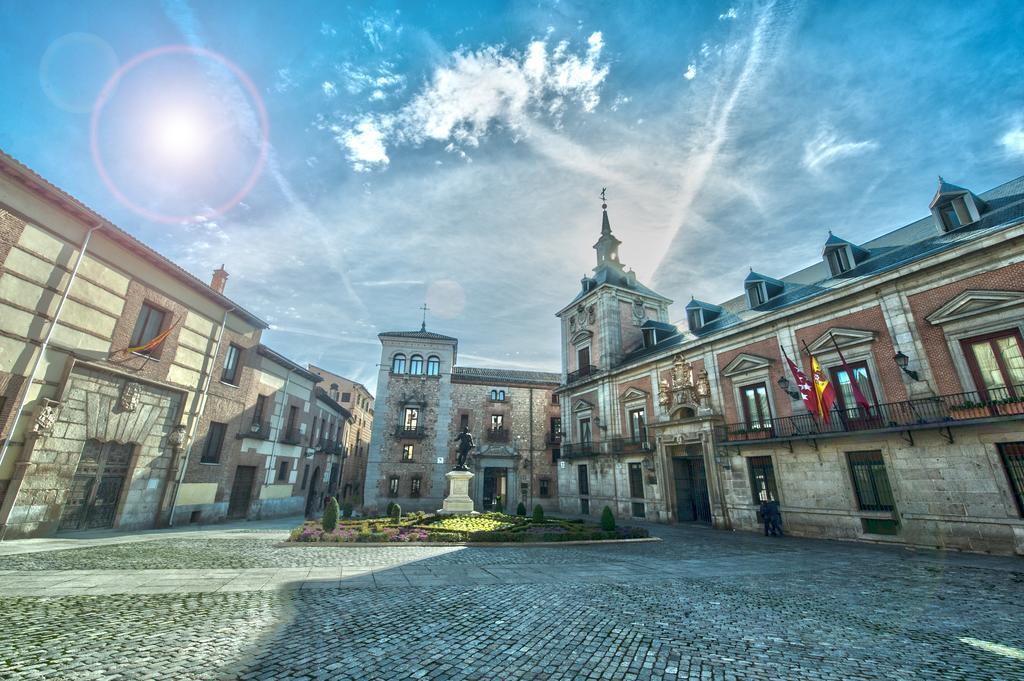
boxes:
[781,345,818,420]
[829,332,872,412]
[809,354,837,425]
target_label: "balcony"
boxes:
[395,426,426,440]
[562,441,596,459]
[715,387,1024,446]
[486,427,510,442]
[237,420,271,440]
[547,431,562,445]
[566,364,598,385]
[324,441,344,456]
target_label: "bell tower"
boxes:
[593,189,623,272]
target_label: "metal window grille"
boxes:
[999,443,1024,517]
[748,456,778,504]
[847,451,895,512]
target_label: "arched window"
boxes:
[490,389,498,400]
[391,353,406,373]
[426,356,440,376]
[498,390,506,401]
[409,355,424,374]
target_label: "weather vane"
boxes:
[600,187,608,209]
[419,303,430,332]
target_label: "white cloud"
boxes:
[273,68,296,93]
[802,127,878,173]
[684,64,697,80]
[719,7,738,20]
[322,81,337,98]
[339,118,391,171]
[320,22,336,36]
[1000,126,1024,157]
[333,32,610,170]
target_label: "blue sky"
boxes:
[1,0,1022,393]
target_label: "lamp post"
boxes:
[776,375,801,400]
[893,350,920,381]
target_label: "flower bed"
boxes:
[288,511,650,544]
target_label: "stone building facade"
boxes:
[0,149,347,538]
[556,177,1024,555]
[364,328,560,514]
[308,364,373,504]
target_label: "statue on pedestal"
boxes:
[453,426,475,470]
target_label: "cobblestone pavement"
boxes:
[1,523,1022,680]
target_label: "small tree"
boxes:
[341,501,353,519]
[322,497,339,532]
[600,506,616,531]
[532,504,545,522]
[516,502,527,516]
[390,503,402,522]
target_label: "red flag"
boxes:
[830,332,872,412]
[781,345,818,420]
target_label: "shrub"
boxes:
[600,506,616,532]
[322,497,339,532]
[341,502,353,519]
[516,502,527,516]
[494,495,504,512]
[385,502,396,517]
[532,504,545,522]
[390,503,402,521]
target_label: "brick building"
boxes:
[364,327,560,514]
[308,364,374,505]
[556,177,1024,555]
[0,149,348,538]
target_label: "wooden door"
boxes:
[59,440,132,531]
[228,465,256,519]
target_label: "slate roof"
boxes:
[378,329,458,342]
[257,345,323,382]
[688,175,1024,339]
[452,366,561,385]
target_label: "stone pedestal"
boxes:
[438,470,476,515]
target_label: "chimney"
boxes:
[211,264,228,294]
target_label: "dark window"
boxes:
[747,283,766,307]
[539,478,550,497]
[253,394,267,425]
[687,309,702,331]
[577,464,590,496]
[426,356,440,376]
[628,462,644,499]
[748,456,778,504]
[551,393,559,405]
[402,444,414,461]
[341,391,350,402]
[277,459,289,481]
[201,422,227,463]
[301,464,310,490]
[130,303,166,353]
[577,346,591,370]
[551,448,560,463]
[847,451,895,512]
[628,408,647,444]
[410,476,422,497]
[578,417,592,444]
[391,354,406,373]
[999,443,1024,517]
[740,383,772,430]
[580,498,590,515]
[286,406,299,441]
[460,413,470,430]
[310,417,319,445]
[962,329,1024,400]
[551,417,561,435]
[388,476,400,497]
[222,344,242,384]
[409,355,424,375]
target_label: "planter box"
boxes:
[949,407,989,420]
[996,402,1024,416]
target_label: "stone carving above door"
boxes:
[120,382,142,412]
[31,399,62,436]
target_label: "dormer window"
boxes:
[687,309,702,331]
[929,177,984,234]
[826,247,851,275]
[642,328,655,347]
[822,232,869,277]
[746,282,767,307]
[685,299,723,333]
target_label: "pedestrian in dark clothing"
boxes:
[760,499,784,537]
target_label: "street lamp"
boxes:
[893,350,920,381]
[777,375,800,400]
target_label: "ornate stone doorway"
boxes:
[58,439,133,531]
[482,467,507,511]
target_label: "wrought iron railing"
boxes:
[547,431,562,445]
[716,385,1024,445]
[395,426,426,439]
[280,428,303,445]
[486,427,510,442]
[561,434,654,459]
[566,364,598,384]
[238,419,272,440]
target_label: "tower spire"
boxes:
[419,303,429,332]
[593,187,622,272]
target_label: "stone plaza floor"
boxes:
[0,519,1021,680]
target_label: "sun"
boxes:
[151,109,207,164]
